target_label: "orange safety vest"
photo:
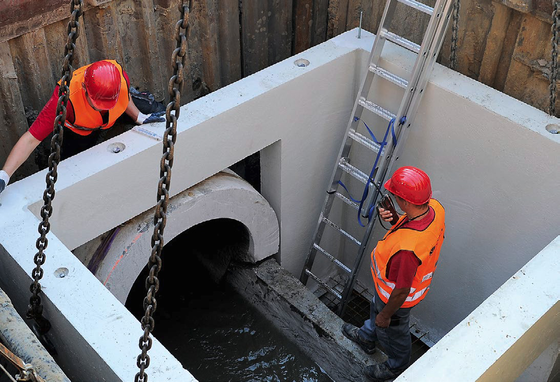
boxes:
[59,60,129,136]
[371,199,445,308]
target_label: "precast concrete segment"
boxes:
[226,258,386,382]
[0,29,367,382]
[0,27,559,380]
[0,288,69,382]
[397,236,560,382]
[90,170,280,304]
[0,243,193,381]
[21,30,373,276]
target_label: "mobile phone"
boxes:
[378,194,399,225]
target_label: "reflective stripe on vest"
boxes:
[59,60,129,136]
[370,199,445,308]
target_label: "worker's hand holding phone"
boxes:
[378,194,399,225]
[378,208,393,221]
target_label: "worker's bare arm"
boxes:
[124,97,141,122]
[2,132,42,178]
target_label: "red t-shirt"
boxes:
[386,206,435,289]
[28,70,130,141]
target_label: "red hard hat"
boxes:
[384,166,432,205]
[84,61,121,110]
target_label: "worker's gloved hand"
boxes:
[136,111,165,125]
[0,170,10,195]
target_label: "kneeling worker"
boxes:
[0,60,164,195]
[341,166,446,381]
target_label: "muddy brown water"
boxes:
[126,234,333,382]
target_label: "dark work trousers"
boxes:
[358,290,412,371]
[61,127,102,160]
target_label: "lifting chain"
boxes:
[26,0,83,353]
[450,0,460,70]
[134,1,193,381]
[549,1,559,116]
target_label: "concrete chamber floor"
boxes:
[316,276,430,369]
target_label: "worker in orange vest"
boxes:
[341,166,446,382]
[0,60,164,195]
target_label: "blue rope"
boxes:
[338,116,408,226]
[338,117,397,227]
[356,118,395,227]
[354,116,381,144]
[337,180,362,203]
[338,117,386,204]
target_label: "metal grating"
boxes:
[313,274,373,327]
[313,274,431,366]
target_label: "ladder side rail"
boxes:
[299,66,380,284]
[387,0,451,124]
[333,0,405,179]
[299,89,377,283]
[393,0,454,121]
[336,115,411,315]
[300,0,402,284]
[337,197,381,316]
[369,0,401,67]
[384,0,455,178]
[301,0,453,290]
[339,0,455,311]
[361,0,453,211]
[299,71,374,284]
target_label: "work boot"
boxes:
[341,323,376,354]
[364,362,404,382]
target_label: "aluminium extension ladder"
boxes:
[300,0,455,316]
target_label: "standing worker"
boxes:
[0,60,165,195]
[341,166,446,382]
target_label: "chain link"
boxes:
[450,0,460,70]
[134,1,192,381]
[26,0,83,347]
[549,1,559,116]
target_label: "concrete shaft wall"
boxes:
[1,0,558,182]
[398,236,560,382]
[0,29,558,379]
[0,29,360,379]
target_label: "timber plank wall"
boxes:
[0,0,557,179]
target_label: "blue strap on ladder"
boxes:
[356,118,394,227]
[359,116,406,225]
[337,117,398,227]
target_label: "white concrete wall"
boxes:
[398,236,560,382]
[0,30,370,380]
[0,27,559,379]
[386,48,560,343]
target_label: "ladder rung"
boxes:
[338,158,369,185]
[398,0,433,15]
[349,128,385,154]
[304,269,343,300]
[380,29,421,54]
[335,192,359,210]
[358,97,396,121]
[369,64,408,89]
[313,244,352,273]
[322,217,361,246]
